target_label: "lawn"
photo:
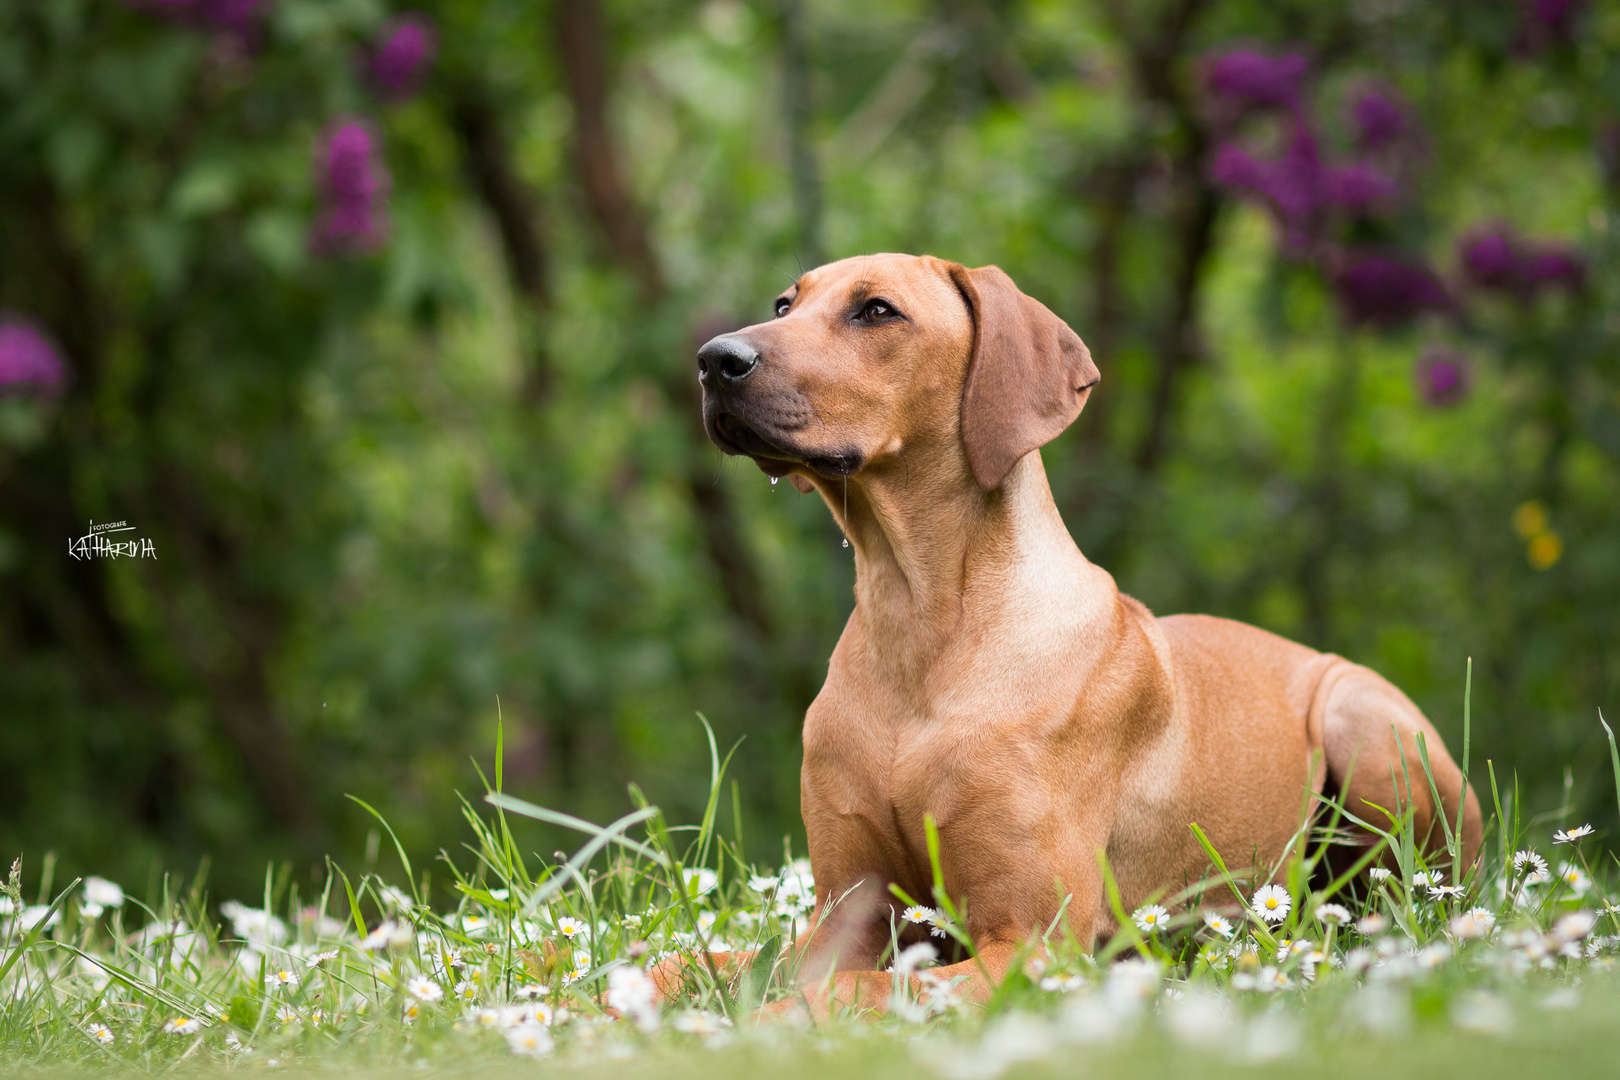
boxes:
[3,721,1618,1077]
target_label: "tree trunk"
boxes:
[552,0,773,640]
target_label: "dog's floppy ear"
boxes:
[949,263,1100,490]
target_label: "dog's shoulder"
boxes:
[1156,612,1340,725]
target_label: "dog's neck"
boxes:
[824,448,1106,664]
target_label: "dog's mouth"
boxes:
[710,412,862,479]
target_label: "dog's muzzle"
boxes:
[696,334,759,385]
[696,333,865,480]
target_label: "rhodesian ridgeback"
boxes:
[676,253,1481,1016]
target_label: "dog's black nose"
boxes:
[697,335,759,385]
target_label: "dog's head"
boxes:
[697,253,1098,491]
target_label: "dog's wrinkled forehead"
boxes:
[776,254,964,326]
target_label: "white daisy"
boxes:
[360,919,413,951]
[1232,966,1288,992]
[265,968,298,990]
[901,905,935,926]
[681,867,718,897]
[1551,910,1596,943]
[1558,864,1591,894]
[505,1023,553,1057]
[1553,824,1595,845]
[376,885,414,912]
[305,949,339,967]
[83,877,125,912]
[1251,885,1291,923]
[86,1023,114,1045]
[606,965,658,1018]
[1413,869,1442,888]
[1203,911,1235,937]
[162,1017,202,1035]
[673,1010,731,1035]
[273,1005,299,1026]
[405,976,443,1002]
[562,952,592,984]
[1315,903,1352,925]
[461,914,490,936]
[18,905,59,933]
[453,979,478,1002]
[1366,868,1393,883]
[1450,908,1496,940]
[402,1001,421,1025]
[555,916,588,940]
[1355,913,1389,935]
[1132,904,1169,933]
[1428,885,1465,900]
[1513,850,1550,883]
[926,909,950,939]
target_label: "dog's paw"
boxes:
[749,995,813,1026]
[647,949,755,1005]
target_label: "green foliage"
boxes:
[0,0,1616,899]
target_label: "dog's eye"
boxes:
[774,297,792,318]
[857,299,896,323]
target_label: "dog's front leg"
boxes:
[757,940,1023,1022]
[647,948,756,1003]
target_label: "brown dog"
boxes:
[683,253,1480,1015]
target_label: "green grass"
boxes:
[2,710,1618,1078]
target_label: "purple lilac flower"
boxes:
[198,0,262,32]
[0,316,68,394]
[369,15,438,99]
[1324,162,1400,205]
[1462,232,1518,288]
[1530,0,1584,33]
[1207,50,1309,109]
[314,119,388,253]
[1211,128,1397,248]
[1460,228,1584,295]
[1519,249,1584,291]
[1352,92,1406,148]
[1415,345,1471,407]
[1334,255,1450,324]
[1518,0,1586,51]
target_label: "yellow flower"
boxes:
[1527,531,1562,570]
[1512,501,1547,539]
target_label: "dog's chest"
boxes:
[802,687,1079,885]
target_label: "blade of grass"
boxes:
[0,878,78,986]
[485,793,668,866]
[1187,823,1280,951]
[1600,710,1619,836]
[345,796,419,905]
[1454,658,1473,885]
[1093,849,1146,963]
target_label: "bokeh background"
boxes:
[1,0,1617,900]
